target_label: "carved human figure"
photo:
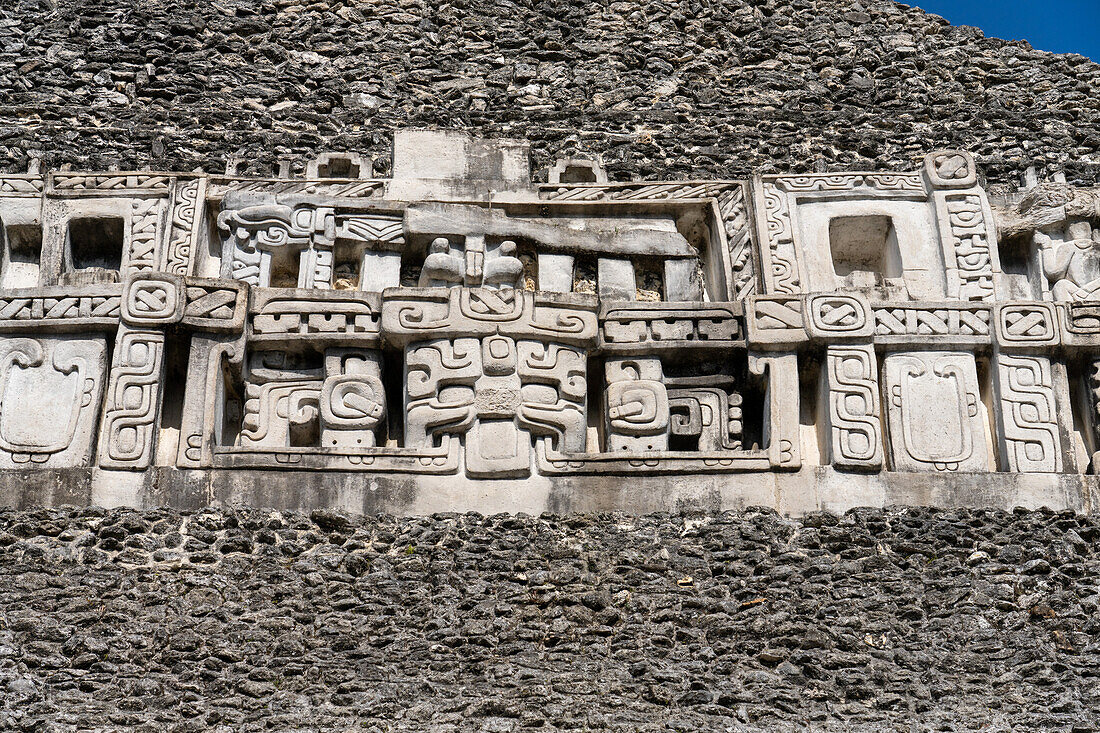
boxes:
[482,240,524,290]
[419,237,464,287]
[1038,221,1100,302]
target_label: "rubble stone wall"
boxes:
[1,506,1098,731]
[1,0,1099,185]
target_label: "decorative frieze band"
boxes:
[0,135,1098,493]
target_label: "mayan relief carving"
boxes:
[991,353,1064,473]
[127,199,161,273]
[0,336,107,468]
[884,351,988,472]
[163,178,203,275]
[823,345,883,471]
[321,350,386,449]
[98,328,166,469]
[0,131,1098,501]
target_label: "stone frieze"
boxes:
[0,131,1098,513]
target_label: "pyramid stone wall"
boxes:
[1,1,1099,730]
[0,0,1099,185]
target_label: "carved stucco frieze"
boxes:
[884,351,989,472]
[992,352,1066,474]
[823,344,883,471]
[98,327,166,469]
[2,132,1100,506]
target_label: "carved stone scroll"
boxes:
[163,178,204,275]
[98,327,167,469]
[516,341,587,454]
[668,386,742,452]
[1059,302,1100,352]
[382,289,598,348]
[605,357,669,452]
[806,294,874,341]
[823,345,883,471]
[756,181,802,295]
[992,353,1064,473]
[320,350,385,449]
[924,150,977,189]
[218,205,312,286]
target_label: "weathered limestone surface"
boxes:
[0,505,1098,731]
[0,1,1099,186]
[0,2,1099,729]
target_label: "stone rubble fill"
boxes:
[0,0,1097,185]
[0,506,1098,730]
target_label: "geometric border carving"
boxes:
[182,278,248,333]
[121,272,184,326]
[806,293,874,341]
[745,296,807,349]
[994,302,1059,349]
[924,150,977,189]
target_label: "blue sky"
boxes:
[909,0,1100,60]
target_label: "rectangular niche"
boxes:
[65,217,124,282]
[829,215,903,287]
[332,242,361,290]
[267,246,301,289]
[2,223,42,288]
[794,198,945,300]
[996,234,1039,299]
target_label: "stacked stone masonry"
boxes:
[2,506,1099,731]
[1,130,1100,515]
[3,0,1100,188]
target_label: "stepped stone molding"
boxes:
[0,131,1099,514]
